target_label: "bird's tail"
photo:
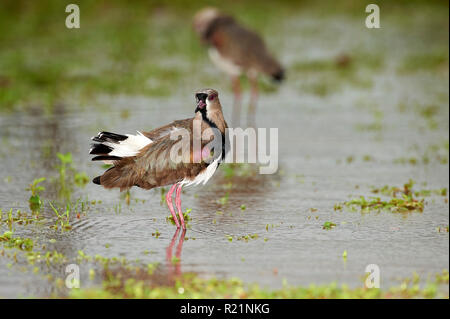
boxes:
[90,131,152,190]
[92,157,139,191]
[257,55,285,83]
[271,68,285,82]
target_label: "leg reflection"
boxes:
[166,228,186,279]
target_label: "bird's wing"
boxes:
[140,118,193,142]
[99,118,219,190]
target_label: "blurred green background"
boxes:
[0,0,448,112]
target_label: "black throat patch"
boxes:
[196,109,227,162]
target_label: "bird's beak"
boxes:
[197,99,206,109]
[196,93,208,110]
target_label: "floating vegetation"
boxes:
[435,270,449,285]
[340,195,424,213]
[67,269,449,299]
[394,141,449,166]
[26,250,67,265]
[217,192,229,206]
[335,180,443,213]
[151,230,161,238]
[0,209,44,229]
[370,179,447,198]
[393,157,420,165]
[227,234,259,242]
[0,231,34,251]
[322,222,337,230]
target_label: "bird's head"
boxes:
[193,7,221,37]
[195,88,221,115]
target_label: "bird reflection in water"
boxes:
[166,228,186,278]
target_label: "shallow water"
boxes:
[0,10,449,297]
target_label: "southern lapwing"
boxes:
[89,89,228,229]
[193,7,284,126]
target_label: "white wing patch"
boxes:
[208,48,242,77]
[107,131,152,157]
[180,157,220,187]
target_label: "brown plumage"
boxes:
[89,89,228,229]
[194,8,284,126]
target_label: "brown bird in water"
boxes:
[89,89,228,229]
[193,7,284,127]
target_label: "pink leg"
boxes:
[231,76,242,127]
[175,184,186,230]
[248,74,259,127]
[165,184,180,228]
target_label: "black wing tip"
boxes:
[89,143,113,155]
[99,131,128,141]
[91,155,122,161]
[92,176,101,185]
[272,69,285,83]
[91,131,128,143]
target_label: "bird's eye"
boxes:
[208,94,215,101]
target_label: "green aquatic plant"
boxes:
[0,209,43,229]
[322,222,336,230]
[56,152,72,199]
[26,250,67,266]
[167,208,192,226]
[67,270,449,299]
[151,230,161,238]
[48,202,72,231]
[435,270,449,285]
[237,234,258,242]
[74,172,90,188]
[227,234,259,242]
[0,231,34,251]
[338,180,436,213]
[344,195,424,213]
[217,192,229,206]
[26,177,46,213]
[55,152,90,199]
[370,179,446,198]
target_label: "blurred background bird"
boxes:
[193,7,285,127]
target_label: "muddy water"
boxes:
[0,12,449,297]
